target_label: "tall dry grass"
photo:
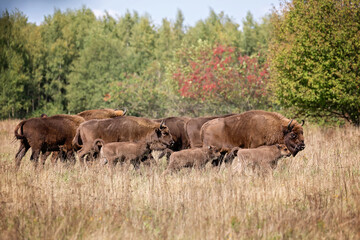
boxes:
[0,119,360,239]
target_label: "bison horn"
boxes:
[122,107,127,116]
[301,120,305,126]
[160,120,165,129]
[287,119,294,131]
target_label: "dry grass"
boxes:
[1,119,360,239]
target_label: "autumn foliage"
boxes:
[170,41,270,110]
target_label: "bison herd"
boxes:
[14,108,305,175]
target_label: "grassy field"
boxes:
[1,119,360,239]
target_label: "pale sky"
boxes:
[0,0,281,27]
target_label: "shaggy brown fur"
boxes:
[14,114,85,168]
[154,117,191,151]
[41,109,126,164]
[201,110,305,157]
[73,116,174,163]
[230,144,291,174]
[77,108,126,120]
[162,146,222,175]
[185,114,235,148]
[93,138,167,168]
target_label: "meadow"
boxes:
[0,119,359,239]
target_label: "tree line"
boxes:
[1,0,359,125]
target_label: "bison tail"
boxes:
[93,139,105,154]
[72,128,83,151]
[14,120,26,140]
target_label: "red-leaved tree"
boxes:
[169,41,270,111]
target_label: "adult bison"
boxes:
[185,114,235,148]
[14,114,85,168]
[72,116,174,162]
[201,110,305,157]
[77,108,126,120]
[40,108,127,163]
[153,116,190,151]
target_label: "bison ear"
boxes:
[276,144,281,149]
[155,128,162,137]
[160,120,166,129]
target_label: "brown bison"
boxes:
[201,110,305,157]
[77,108,126,120]
[162,146,222,175]
[154,116,191,151]
[230,144,291,174]
[14,114,85,168]
[93,138,167,168]
[73,116,174,162]
[185,114,235,148]
[40,108,127,163]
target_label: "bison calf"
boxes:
[93,139,167,169]
[162,146,221,175]
[230,144,291,174]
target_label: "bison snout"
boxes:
[296,143,305,151]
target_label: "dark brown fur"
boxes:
[185,114,235,148]
[154,116,191,151]
[231,144,291,174]
[201,110,305,157]
[42,108,126,163]
[14,114,85,168]
[73,116,174,162]
[162,146,221,175]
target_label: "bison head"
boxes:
[283,119,305,157]
[207,146,222,160]
[276,144,292,157]
[151,120,174,147]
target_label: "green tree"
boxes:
[270,0,360,125]
[241,12,271,59]
[184,9,241,48]
[66,21,128,113]
[40,7,95,115]
[0,10,39,118]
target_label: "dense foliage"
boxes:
[0,8,270,118]
[1,2,359,125]
[168,41,270,113]
[270,0,360,125]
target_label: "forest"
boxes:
[1,0,359,125]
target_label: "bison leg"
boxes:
[77,148,90,165]
[163,159,183,175]
[38,150,49,166]
[141,155,158,168]
[158,149,173,161]
[30,150,41,168]
[65,151,76,165]
[51,151,59,164]
[15,141,30,169]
